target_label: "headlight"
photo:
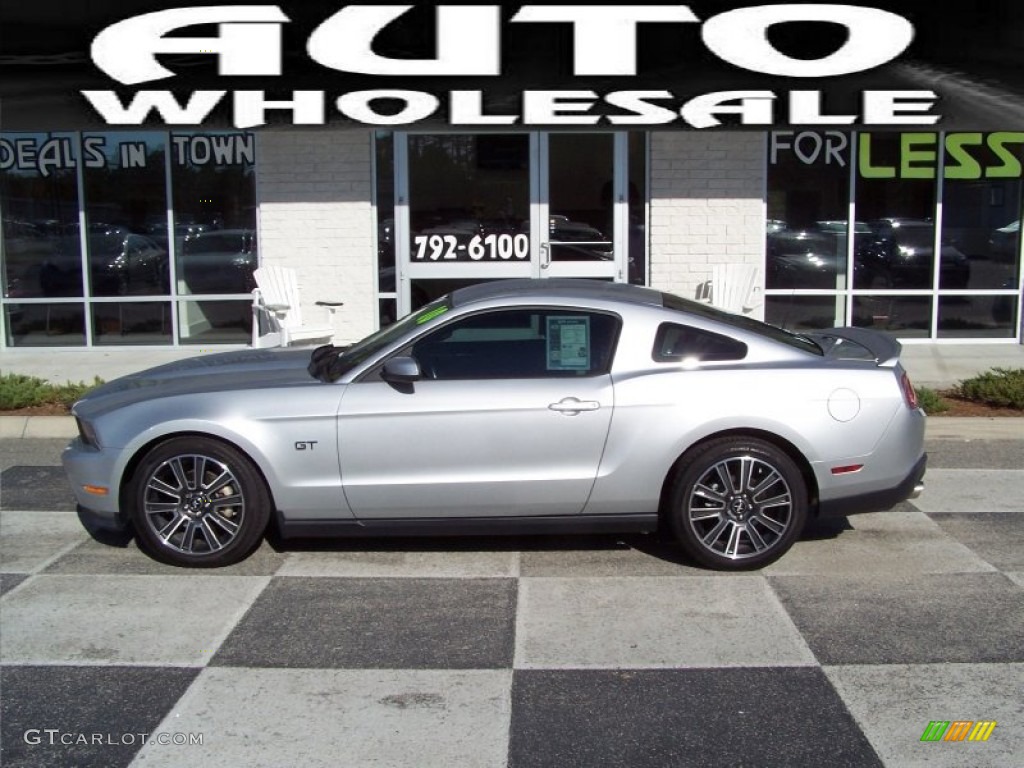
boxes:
[76,416,100,448]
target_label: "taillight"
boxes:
[900,370,919,410]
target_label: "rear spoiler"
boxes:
[808,327,902,367]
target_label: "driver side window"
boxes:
[411,308,619,380]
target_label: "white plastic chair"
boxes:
[697,264,764,315]
[251,266,343,347]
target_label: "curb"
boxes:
[0,415,1020,441]
[0,416,79,439]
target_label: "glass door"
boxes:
[394,132,635,316]
[538,133,628,280]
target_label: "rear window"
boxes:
[654,323,747,362]
[660,292,823,356]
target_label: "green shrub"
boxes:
[915,386,950,414]
[0,374,104,411]
[954,367,1024,410]
[0,374,52,410]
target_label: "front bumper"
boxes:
[62,437,122,517]
[818,453,927,517]
[77,503,129,533]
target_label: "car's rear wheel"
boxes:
[129,437,270,567]
[669,437,807,570]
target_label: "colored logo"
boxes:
[920,721,997,742]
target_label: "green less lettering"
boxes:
[858,134,895,178]
[900,133,936,179]
[985,131,1024,178]
[943,133,982,179]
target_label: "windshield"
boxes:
[661,292,823,356]
[309,296,452,381]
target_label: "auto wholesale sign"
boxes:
[3,2,1024,130]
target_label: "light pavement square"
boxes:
[0,510,88,573]
[515,576,816,668]
[766,511,997,575]
[911,469,1024,513]
[0,574,269,665]
[132,668,512,768]
[825,663,1024,768]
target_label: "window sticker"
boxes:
[546,316,590,370]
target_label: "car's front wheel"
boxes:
[128,437,270,567]
[669,437,807,570]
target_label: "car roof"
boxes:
[450,278,665,309]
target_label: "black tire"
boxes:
[128,436,271,567]
[669,437,807,570]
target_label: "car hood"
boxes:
[73,348,322,418]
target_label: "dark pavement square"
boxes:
[211,576,517,669]
[508,667,882,768]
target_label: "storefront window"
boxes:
[1,133,85,345]
[938,132,1022,337]
[171,132,257,296]
[1,131,258,348]
[854,133,939,292]
[764,130,851,329]
[765,130,1022,340]
[82,132,169,298]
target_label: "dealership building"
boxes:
[2,128,1022,351]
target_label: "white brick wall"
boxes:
[257,129,376,345]
[649,132,766,316]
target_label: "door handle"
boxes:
[540,242,551,269]
[548,397,600,414]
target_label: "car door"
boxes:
[337,307,620,519]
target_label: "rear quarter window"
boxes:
[653,323,747,363]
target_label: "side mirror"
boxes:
[381,356,421,384]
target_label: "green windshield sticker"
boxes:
[416,305,449,324]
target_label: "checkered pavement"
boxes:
[1,438,1022,767]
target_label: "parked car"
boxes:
[64,279,926,571]
[863,218,971,289]
[766,222,871,289]
[178,229,257,294]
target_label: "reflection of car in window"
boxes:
[179,229,257,295]
[83,231,169,296]
[865,218,970,290]
[766,218,971,291]
[989,219,1020,262]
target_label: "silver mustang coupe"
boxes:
[64,279,926,570]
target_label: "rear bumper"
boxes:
[818,453,927,517]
